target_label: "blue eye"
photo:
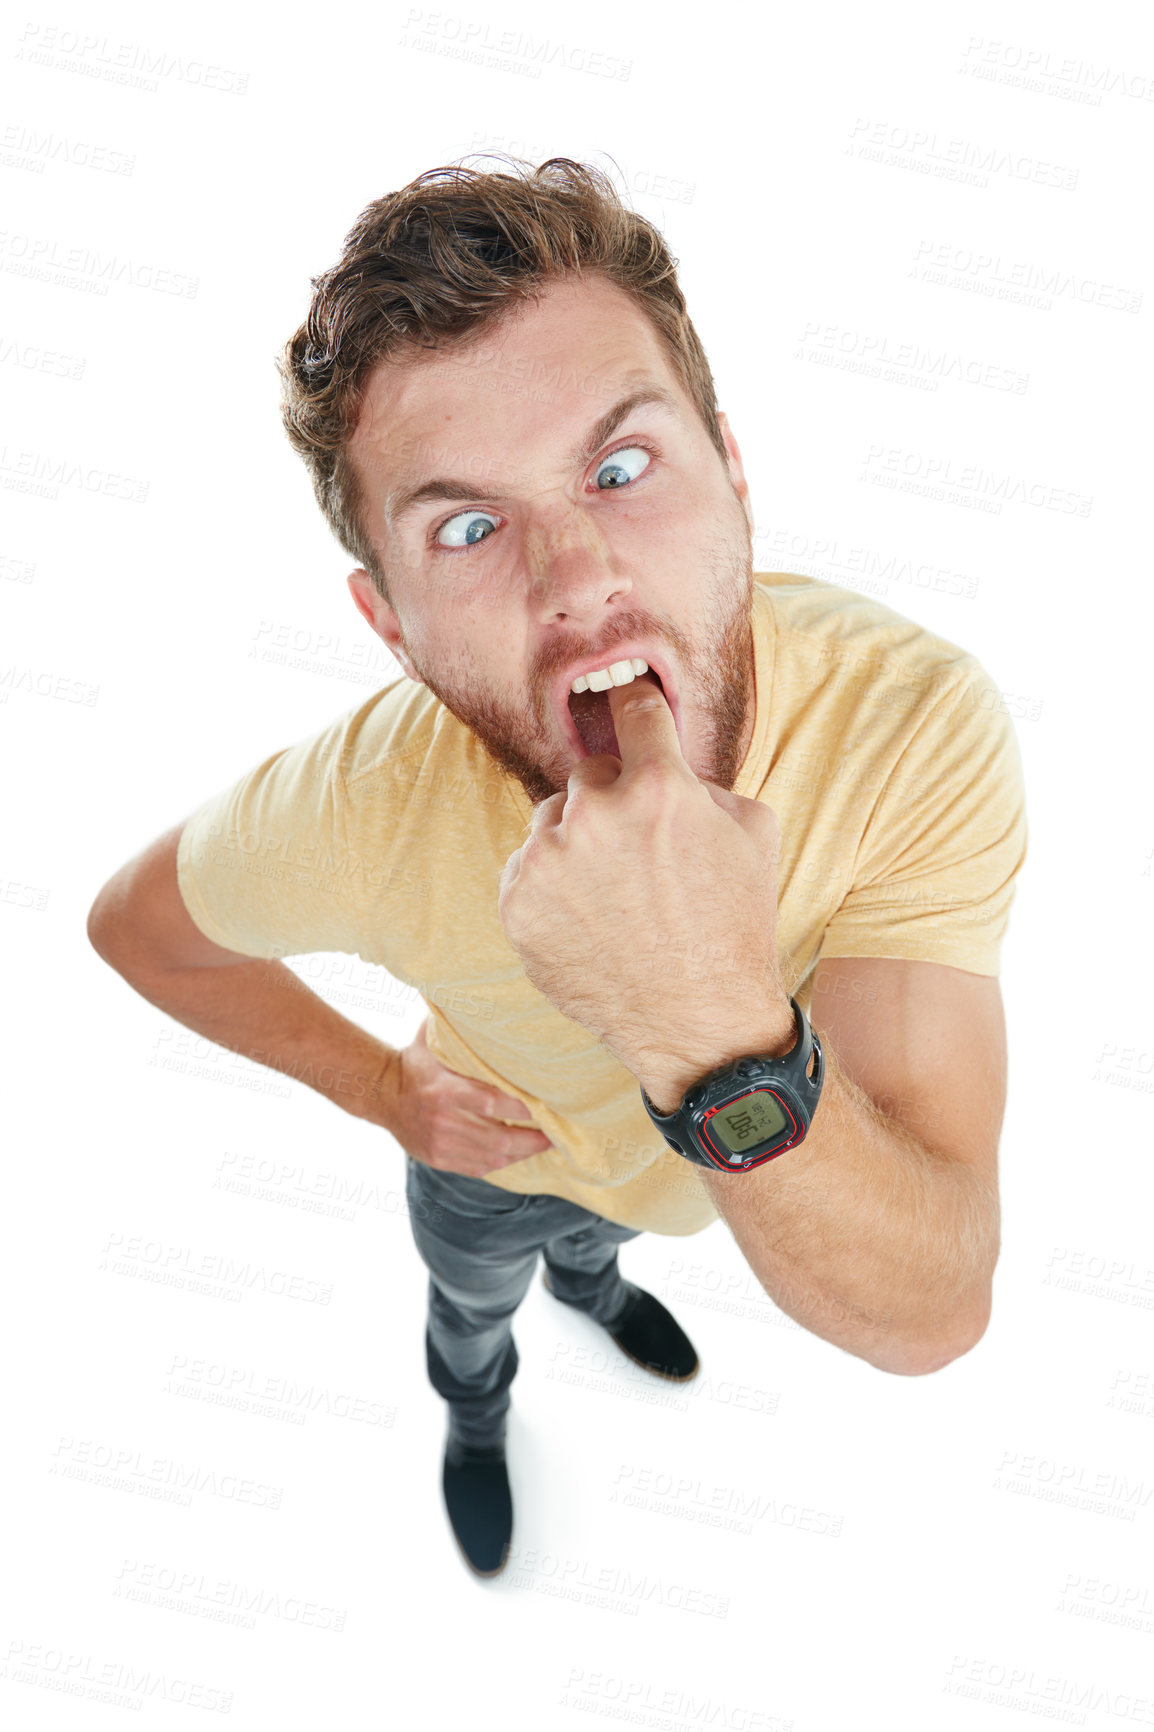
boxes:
[435,510,499,552]
[593,444,651,489]
[431,443,655,555]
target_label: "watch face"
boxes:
[708,1089,789,1155]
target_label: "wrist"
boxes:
[348,1042,404,1127]
[637,995,797,1117]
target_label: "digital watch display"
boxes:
[640,998,824,1174]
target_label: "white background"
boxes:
[3,0,1153,1726]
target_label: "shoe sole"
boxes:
[542,1269,700,1382]
[450,1531,509,1579]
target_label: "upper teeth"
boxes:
[570,657,649,694]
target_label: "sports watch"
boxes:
[640,997,824,1174]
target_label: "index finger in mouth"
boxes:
[605,670,685,769]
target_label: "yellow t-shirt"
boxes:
[176,573,1028,1236]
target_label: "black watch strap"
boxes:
[640,997,824,1173]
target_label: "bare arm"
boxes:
[644,957,1004,1376]
[87,822,401,1122]
[86,823,553,1177]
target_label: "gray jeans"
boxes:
[404,1154,643,1449]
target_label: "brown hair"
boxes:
[276,155,727,605]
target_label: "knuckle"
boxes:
[630,761,683,807]
[562,787,600,831]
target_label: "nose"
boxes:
[525,512,633,624]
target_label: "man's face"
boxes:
[346,272,757,806]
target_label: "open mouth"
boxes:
[567,667,666,759]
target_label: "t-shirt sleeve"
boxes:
[176,715,364,961]
[817,666,1029,976]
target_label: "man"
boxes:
[87,157,1028,1581]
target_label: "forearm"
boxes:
[693,1042,1000,1373]
[640,1003,999,1375]
[104,953,401,1127]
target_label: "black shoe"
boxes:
[441,1432,513,1578]
[542,1270,700,1382]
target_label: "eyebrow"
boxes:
[384,384,685,531]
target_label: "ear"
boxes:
[716,410,754,537]
[346,569,422,683]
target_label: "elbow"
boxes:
[86,895,108,955]
[868,1292,992,1377]
[87,891,117,962]
[87,886,132,972]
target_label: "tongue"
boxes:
[568,670,662,757]
[569,686,620,757]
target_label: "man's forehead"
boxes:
[349,274,683,477]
